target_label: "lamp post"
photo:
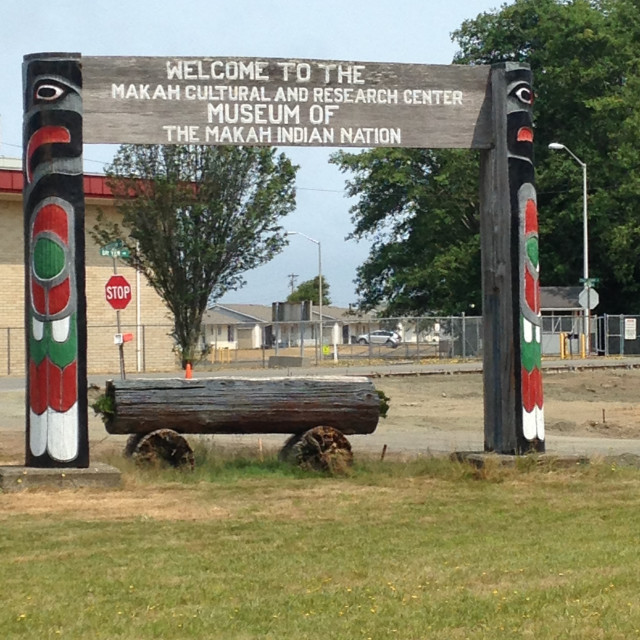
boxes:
[287,231,323,357]
[548,142,590,353]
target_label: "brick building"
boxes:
[0,158,176,375]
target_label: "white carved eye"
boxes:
[513,84,534,105]
[35,83,65,102]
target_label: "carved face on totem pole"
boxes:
[23,55,88,466]
[506,66,544,449]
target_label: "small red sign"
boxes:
[105,274,132,310]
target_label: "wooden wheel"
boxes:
[123,433,145,458]
[280,426,353,473]
[131,429,194,470]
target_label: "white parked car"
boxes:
[356,330,400,347]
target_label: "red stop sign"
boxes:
[105,274,132,310]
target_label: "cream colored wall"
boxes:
[0,196,178,374]
[205,324,235,349]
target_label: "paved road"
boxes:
[3,356,640,460]
[205,427,640,461]
[90,354,640,382]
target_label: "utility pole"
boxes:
[549,142,590,353]
[286,231,322,360]
[287,273,298,295]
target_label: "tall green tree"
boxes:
[92,145,297,366]
[332,148,481,315]
[454,0,640,314]
[333,0,640,315]
[287,276,331,306]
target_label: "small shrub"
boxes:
[90,393,115,422]
[376,388,391,418]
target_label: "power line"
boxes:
[0,139,346,190]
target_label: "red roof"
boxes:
[0,168,113,199]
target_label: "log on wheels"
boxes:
[96,376,383,470]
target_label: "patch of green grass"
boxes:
[2,458,640,639]
[102,439,328,486]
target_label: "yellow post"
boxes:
[580,333,586,359]
[559,332,566,359]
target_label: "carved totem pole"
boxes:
[481,62,544,454]
[23,53,89,467]
[506,65,544,448]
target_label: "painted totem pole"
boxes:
[481,62,544,454]
[22,53,89,467]
[506,65,544,450]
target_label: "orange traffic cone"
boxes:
[185,363,192,379]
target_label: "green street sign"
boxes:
[102,248,130,258]
[100,241,130,258]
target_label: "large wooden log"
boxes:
[102,376,381,436]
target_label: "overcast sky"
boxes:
[0,0,502,308]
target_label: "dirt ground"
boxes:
[378,367,640,439]
[1,367,640,467]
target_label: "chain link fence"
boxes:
[599,315,640,356]
[2,314,639,376]
[0,323,177,376]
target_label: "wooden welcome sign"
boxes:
[22,52,543,467]
[80,56,493,148]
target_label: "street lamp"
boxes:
[286,231,323,356]
[548,142,590,353]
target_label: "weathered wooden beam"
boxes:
[81,57,492,149]
[480,64,515,453]
[102,376,381,436]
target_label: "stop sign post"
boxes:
[105,274,132,380]
[105,274,132,310]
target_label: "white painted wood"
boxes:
[47,404,79,462]
[29,411,47,457]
